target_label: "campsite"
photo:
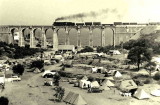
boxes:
[0,50,160,105]
[1,38,160,105]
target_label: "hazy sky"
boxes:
[0,0,160,25]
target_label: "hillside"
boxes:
[130,25,160,42]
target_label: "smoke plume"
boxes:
[55,8,119,21]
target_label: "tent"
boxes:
[72,94,87,105]
[91,67,98,73]
[114,71,122,78]
[64,91,87,105]
[133,88,150,99]
[119,80,137,91]
[100,84,110,90]
[64,92,75,103]
[101,79,115,87]
[151,89,160,96]
[81,75,88,81]
[79,80,91,89]
[91,81,100,88]
[34,68,41,73]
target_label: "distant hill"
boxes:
[130,25,160,42]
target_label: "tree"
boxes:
[145,61,157,78]
[53,74,61,86]
[128,46,152,70]
[0,96,9,105]
[12,64,24,75]
[54,86,65,102]
[97,46,104,53]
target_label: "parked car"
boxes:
[88,87,103,93]
[11,76,21,81]
[42,70,57,78]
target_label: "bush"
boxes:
[143,78,152,84]
[12,64,24,75]
[132,74,149,80]
[0,96,9,105]
[30,60,44,69]
[80,46,93,53]
[134,79,144,86]
[154,72,160,80]
[58,71,74,78]
[88,76,96,82]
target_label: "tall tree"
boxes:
[128,46,152,70]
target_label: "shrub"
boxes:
[0,96,9,105]
[30,60,44,69]
[134,79,144,86]
[80,46,93,53]
[132,74,149,80]
[143,78,152,84]
[12,64,24,75]
[58,71,74,78]
[88,76,95,82]
[153,72,160,80]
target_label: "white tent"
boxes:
[133,88,150,99]
[151,89,160,96]
[91,81,100,88]
[79,80,91,89]
[91,67,98,73]
[114,71,122,78]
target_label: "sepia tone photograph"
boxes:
[0,0,160,105]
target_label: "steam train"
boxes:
[53,22,140,26]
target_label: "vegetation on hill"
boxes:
[0,42,45,59]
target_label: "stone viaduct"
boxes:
[0,23,148,50]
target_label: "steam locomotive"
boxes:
[53,22,102,26]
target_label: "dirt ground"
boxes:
[1,63,160,105]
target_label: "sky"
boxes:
[0,0,160,25]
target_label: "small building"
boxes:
[58,45,75,53]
